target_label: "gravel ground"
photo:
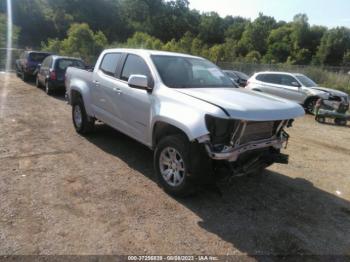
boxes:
[0,73,350,259]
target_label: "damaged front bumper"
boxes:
[204,135,288,162]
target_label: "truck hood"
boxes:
[176,88,305,121]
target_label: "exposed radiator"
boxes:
[239,121,274,145]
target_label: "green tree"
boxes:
[316,27,350,66]
[198,12,225,45]
[0,13,20,48]
[125,32,163,50]
[42,23,108,63]
[238,13,277,56]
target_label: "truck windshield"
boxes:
[295,75,317,87]
[151,55,234,88]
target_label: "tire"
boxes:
[36,77,41,88]
[316,116,326,124]
[45,81,53,95]
[154,135,196,197]
[22,72,29,82]
[334,118,347,126]
[72,97,94,135]
[305,98,318,114]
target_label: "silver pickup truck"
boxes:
[65,49,305,196]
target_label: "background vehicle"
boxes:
[65,49,304,196]
[36,55,85,95]
[223,70,249,87]
[15,51,51,81]
[246,72,350,113]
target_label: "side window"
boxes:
[100,53,121,77]
[256,74,265,81]
[263,74,281,85]
[121,54,151,81]
[280,75,298,87]
[42,57,49,67]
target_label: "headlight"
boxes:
[205,115,238,145]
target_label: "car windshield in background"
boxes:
[56,59,85,71]
[225,71,239,81]
[233,71,249,80]
[151,55,234,88]
[29,53,50,62]
[296,75,317,87]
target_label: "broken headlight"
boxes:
[205,115,238,145]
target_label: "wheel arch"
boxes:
[152,121,191,149]
[304,95,320,107]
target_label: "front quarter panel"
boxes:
[150,87,227,144]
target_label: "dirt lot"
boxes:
[1,73,350,258]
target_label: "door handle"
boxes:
[113,87,122,95]
[93,80,100,87]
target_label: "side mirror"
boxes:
[128,74,152,91]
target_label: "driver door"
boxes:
[113,54,154,144]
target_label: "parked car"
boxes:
[65,49,305,196]
[246,72,350,113]
[16,51,51,81]
[36,55,85,95]
[223,70,249,87]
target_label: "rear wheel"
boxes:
[154,135,195,197]
[72,97,94,135]
[21,72,29,82]
[45,81,53,95]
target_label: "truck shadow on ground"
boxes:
[86,124,350,258]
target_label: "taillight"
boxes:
[245,81,250,87]
[50,70,56,80]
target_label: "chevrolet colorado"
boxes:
[65,49,305,196]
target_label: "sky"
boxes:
[189,0,350,28]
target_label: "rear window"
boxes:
[29,53,50,62]
[55,59,85,71]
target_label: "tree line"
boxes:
[1,0,350,66]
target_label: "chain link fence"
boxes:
[0,48,24,72]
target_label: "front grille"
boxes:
[239,121,274,145]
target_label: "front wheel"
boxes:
[335,118,347,126]
[154,135,195,197]
[305,98,318,114]
[36,77,41,88]
[72,98,94,135]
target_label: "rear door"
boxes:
[39,56,52,83]
[276,74,304,103]
[91,52,124,130]
[259,74,304,103]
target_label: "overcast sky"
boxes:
[189,0,350,28]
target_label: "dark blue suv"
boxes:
[16,51,51,81]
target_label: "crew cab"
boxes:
[65,49,305,196]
